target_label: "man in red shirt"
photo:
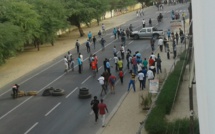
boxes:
[148,56,155,67]
[98,99,108,127]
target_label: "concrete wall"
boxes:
[193,0,215,133]
[57,3,142,35]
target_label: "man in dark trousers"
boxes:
[91,96,99,122]
[12,84,19,99]
[75,40,80,53]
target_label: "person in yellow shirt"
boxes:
[117,57,123,71]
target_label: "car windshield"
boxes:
[153,27,158,31]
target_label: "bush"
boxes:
[144,51,200,134]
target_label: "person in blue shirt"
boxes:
[77,56,82,74]
[167,29,171,41]
[142,67,147,88]
[106,59,111,74]
[113,28,117,39]
[88,31,92,41]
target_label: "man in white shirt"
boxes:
[150,52,156,61]
[120,45,125,60]
[138,71,145,90]
[158,37,164,52]
[113,54,119,71]
[142,19,145,28]
[64,56,68,72]
[98,75,106,96]
[147,69,154,80]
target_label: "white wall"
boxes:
[193,0,215,133]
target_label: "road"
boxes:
[0,4,189,134]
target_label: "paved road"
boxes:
[0,4,189,134]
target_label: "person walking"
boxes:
[98,30,102,38]
[156,55,162,74]
[175,32,179,45]
[113,46,117,56]
[138,71,145,90]
[128,73,136,92]
[108,74,116,94]
[88,31,92,41]
[79,53,84,71]
[163,37,168,52]
[103,58,107,72]
[117,57,123,71]
[142,58,148,69]
[93,36,96,49]
[147,69,154,80]
[12,84,19,99]
[119,70,124,84]
[98,75,106,96]
[173,45,177,59]
[149,18,152,26]
[91,96,99,122]
[113,28,117,39]
[131,55,137,75]
[126,53,131,70]
[113,54,119,71]
[64,56,68,72]
[94,54,98,72]
[167,29,171,41]
[126,28,130,38]
[101,23,105,34]
[106,59,111,74]
[142,19,146,28]
[179,28,184,43]
[67,51,72,69]
[158,37,164,52]
[120,45,125,60]
[77,56,82,74]
[98,99,108,127]
[150,37,155,51]
[86,40,91,53]
[70,56,75,71]
[75,40,80,53]
[100,38,106,51]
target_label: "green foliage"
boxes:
[166,118,200,134]
[137,0,152,6]
[145,51,200,134]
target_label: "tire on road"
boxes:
[78,87,91,99]
[78,94,92,99]
[52,89,65,96]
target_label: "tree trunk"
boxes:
[37,43,40,51]
[96,18,100,26]
[51,40,54,46]
[77,24,84,37]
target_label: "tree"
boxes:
[137,0,152,7]
[65,0,96,37]
[89,0,110,25]
[27,0,68,50]
[0,1,41,47]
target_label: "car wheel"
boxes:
[134,35,139,40]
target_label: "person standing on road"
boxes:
[149,18,152,26]
[12,84,19,99]
[98,75,106,96]
[108,74,117,94]
[175,32,179,45]
[76,40,80,53]
[70,56,75,71]
[113,28,117,39]
[119,70,124,84]
[163,37,168,52]
[100,38,106,51]
[98,99,108,127]
[88,31,92,41]
[79,53,84,71]
[128,73,136,92]
[67,51,72,69]
[142,19,146,28]
[138,71,145,90]
[101,23,105,34]
[64,56,68,72]
[158,37,164,52]
[86,40,91,53]
[98,30,102,38]
[121,45,125,60]
[113,54,119,71]
[91,96,99,122]
[93,36,96,49]
[77,56,82,74]
[113,46,117,56]
[94,54,99,72]
[179,28,184,43]
[106,59,111,74]
[126,28,130,38]
[103,58,107,72]
[117,27,121,39]
[117,57,123,71]
[126,53,131,70]
[156,55,162,74]
[143,58,148,69]
[150,37,155,51]
[131,55,138,75]
[167,29,171,41]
